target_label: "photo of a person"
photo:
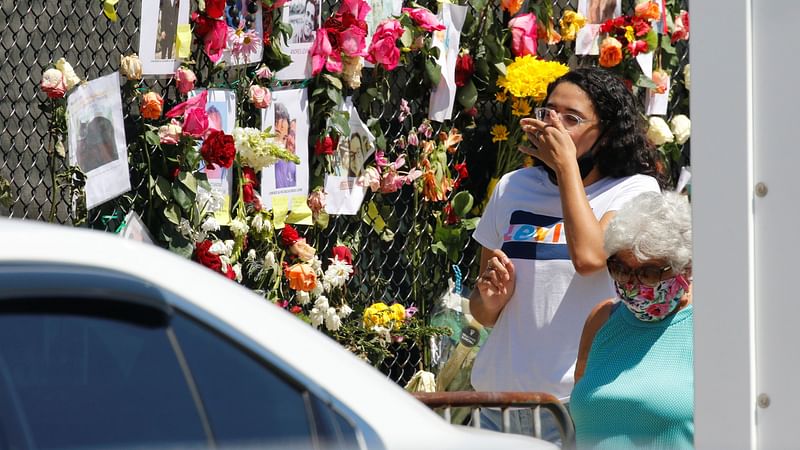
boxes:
[335,133,366,177]
[207,105,224,132]
[156,0,179,59]
[586,0,618,24]
[289,0,318,44]
[76,116,119,173]
[273,103,297,189]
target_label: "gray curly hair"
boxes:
[604,191,692,271]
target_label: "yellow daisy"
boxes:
[491,124,509,142]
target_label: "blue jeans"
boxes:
[477,404,570,446]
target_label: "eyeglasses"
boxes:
[606,256,674,286]
[534,107,595,131]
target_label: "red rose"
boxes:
[241,167,261,207]
[200,130,236,169]
[331,245,353,265]
[205,0,225,19]
[281,224,300,247]
[194,240,222,272]
[314,136,337,155]
[191,11,215,37]
[455,53,475,88]
[290,306,303,314]
[632,17,651,37]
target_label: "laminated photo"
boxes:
[139,0,191,76]
[324,98,375,215]
[221,0,265,66]
[428,3,468,122]
[275,0,319,80]
[260,88,310,210]
[67,72,131,210]
[192,89,237,224]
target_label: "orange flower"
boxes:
[634,1,660,21]
[501,0,524,15]
[140,91,164,120]
[286,263,317,292]
[537,19,562,45]
[599,37,623,68]
[444,128,463,153]
[652,69,669,94]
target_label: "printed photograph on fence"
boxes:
[325,98,375,215]
[139,0,191,75]
[67,72,131,210]
[260,88,310,210]
[221,0,264,66]
[192,89,237,224]
[428,3,468,122]
[363,0,402,68]
[575,0,620,55]
[120,210,155,244]
[275,0,319,79]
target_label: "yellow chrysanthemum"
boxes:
[497,56,569,102]
[624,26,635,43]
[495,90,508,103]
[559,10,586,41]
[511,97,532,117]
[491,124,509,142]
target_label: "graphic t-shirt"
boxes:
[471,166,659,400]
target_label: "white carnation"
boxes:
[296,291,311,305]
[646,116,674,146]
[670,114,691,145]
[309,307,324,328]
[323,259,354,289]
[230,219,250,237]
[311,282,324,297]
[314,295,330,311]
[201,216,220,232]
[324,308,342,332]
[197,187,224,213]
[338,304,353,318]
[310,256,323,272]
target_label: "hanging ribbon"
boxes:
[103,0,119,22]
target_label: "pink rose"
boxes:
[307,190,327,215]
[509,13,537,57]
[340,0,371,21]
[159,119,183,145]
[310,29,343,76]
[402,7,445,32]
[166,90,208,119]
[357,166,381,192]
[183,107,209,138]
[175,67,197,95]
[670,10,689,44]
[248,85,271,109]
[340,25,368,57]
[204,19,228,63]
[366,19,403,70]
[41,68,67,99]
[255,65,273,79]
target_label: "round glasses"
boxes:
[606,256,674,286]
[534,107,595,131]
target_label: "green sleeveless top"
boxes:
[570,303,694,449]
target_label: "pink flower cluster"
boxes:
[401,7,445,32]
[509,13,537,57]
[366,19,404,70]
[310,0,371,76]
[165,90,209,138]
[358,151,422,194]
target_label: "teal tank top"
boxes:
[570,303,694,449]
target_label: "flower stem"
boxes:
[48,136,58,223]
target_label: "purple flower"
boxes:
[405,304,418,319]
[418,120,433,139]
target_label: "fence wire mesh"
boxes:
[0,0,688,385]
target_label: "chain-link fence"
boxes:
[0,0,688,385]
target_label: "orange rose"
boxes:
[501,0,524,15]
[634,1,660,21]
[286,263,317,292]
[140,92,164,120]
[599,37,623,68]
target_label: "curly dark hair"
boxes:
[544,67,664,185]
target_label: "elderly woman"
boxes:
[570,191,693,449]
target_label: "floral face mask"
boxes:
[615,274,690,322]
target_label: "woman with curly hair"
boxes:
[470,67,661,444]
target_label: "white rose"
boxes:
[55,58,81,90]
[670,114,691,145]
[120,54,143,81]
[683,64,691,91]
[646,116,674,146]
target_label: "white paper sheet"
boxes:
[120,210,155,244]
[276,0,319,80]
[645,75,670,115]
[67,72,131,210]
[260,88,310,209]
[325,98,375,215]
[428,3,467,122]
[139,0,191,76]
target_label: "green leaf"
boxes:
[431,241,447,255]
[456,80,478,110]
[494,62,507,77]
[425,59,442,86]
[451,191,474,217]
[172,184,194,212]
[400,29,413,48]
[634,74,658,90]
[155,176,172,202]
[323,74,343,90]
[660,36,676,55]
[178,171,197,194]
[330,111,351,136]
[163,203,181,225]
[462,217,480,230]
[145,130,161,147]
[644,30,659,54]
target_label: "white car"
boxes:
[0,220,555,450]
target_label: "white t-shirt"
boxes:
[471,166,660,400]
